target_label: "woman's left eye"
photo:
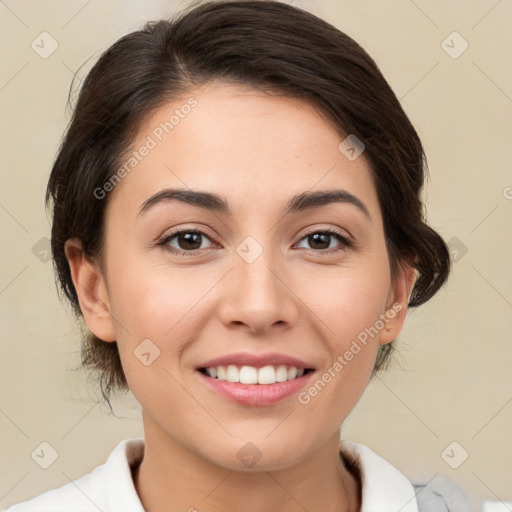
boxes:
[158,228,352,256]
[295,230,352,252]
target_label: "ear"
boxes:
[64,238,117,342]
[378,262,417,346]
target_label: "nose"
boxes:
[217,241,300,336]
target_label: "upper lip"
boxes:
[196,352,315,370]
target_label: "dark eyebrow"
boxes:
[284,189,370,219]
[138,189,229,216]
[138,188,371,219]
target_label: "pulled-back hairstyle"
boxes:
[46,0,450,408]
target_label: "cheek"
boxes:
[295,269,388,424]
[111,270,203,340]
[302,261,391,349]
[108,268,203,403]
[107,257,221,370]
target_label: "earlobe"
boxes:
[379,263,417,345]
[64,238,117,342]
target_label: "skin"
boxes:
[65,80,415,512]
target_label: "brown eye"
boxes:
[160,230,214,254]
[296,230,352,252]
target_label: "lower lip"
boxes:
[196,370,314,407]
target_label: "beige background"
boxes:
[1,0,511,510]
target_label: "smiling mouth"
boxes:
[198,365,315,385]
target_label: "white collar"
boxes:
[104,437,145,511]
[340,439,419,512]
[107,438,419,512]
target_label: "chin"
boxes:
[195,432,315,473]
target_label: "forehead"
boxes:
[105,81,379,222]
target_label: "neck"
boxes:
[133,412,361,512]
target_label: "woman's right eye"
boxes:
[158,230,216,256]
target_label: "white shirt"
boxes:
[5,438,422,512]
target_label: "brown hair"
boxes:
[46,0,450,408]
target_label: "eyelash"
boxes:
[157,228,353,257]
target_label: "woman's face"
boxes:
[69,80,412,471]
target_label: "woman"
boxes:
[6,1,472,510]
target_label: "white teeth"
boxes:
[202,364,309,384]
[217,366,226,380]
[275,365,288,382]
[258,365,276,384]
[287,367,298,380]
[226,364,239,382]
[239,366,258,384]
